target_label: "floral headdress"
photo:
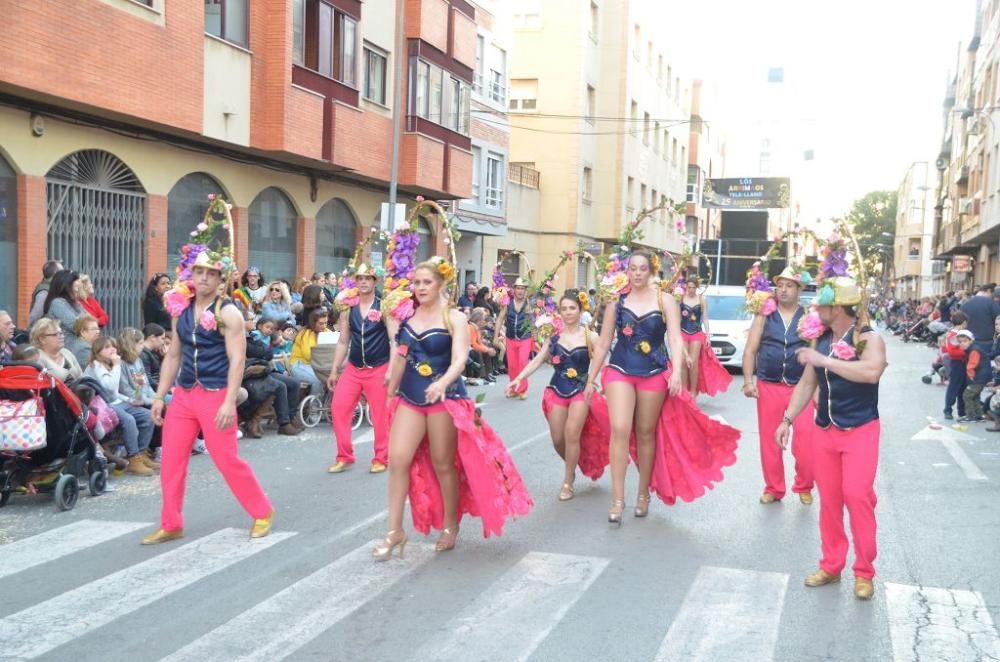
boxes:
[797,223,869,350]
[164,195,236,329]
[491,250,532,307]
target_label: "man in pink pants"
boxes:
[142,203,274,545]
[328,264,390,474]
[742,266,815,505]
[498,278,533,400]
[777,276,886,601]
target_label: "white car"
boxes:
[701,285,753,369]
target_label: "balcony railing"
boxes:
[508,163,540,188]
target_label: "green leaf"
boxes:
[475,392,486,404]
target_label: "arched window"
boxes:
[167,172,226,273]
[249,188,298,281]
[416,218,433,264]
[0,154,16,315]
[314,198,357,277]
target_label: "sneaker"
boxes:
[192,439,209,455]
[943,411,954,420]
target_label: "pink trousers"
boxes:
[815,419,880,579]
[159,386,272,531]
[506,338,532,395]
[331,363,389,465]
[756,380,815,498]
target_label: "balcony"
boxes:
[956,165,970,185]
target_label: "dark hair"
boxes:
[629,249,653,268]
[951,311,968,325]
[300,284,324,309]
[979,283,995,294]
[89,335,118,367]
[256,317,276,330]
[42,260,63,280]
[280,321,297,332]
[307,307,329,330]
[559,289,583,309]
[242,269,264,288]
[144,273,170,302]
[142,323,166,338]
[11,343,39,362]
[311,272,324,282]
[841,305,858,318]
[43,270,80,315]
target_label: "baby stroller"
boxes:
[0,362,108,510]
[298,342,371,430]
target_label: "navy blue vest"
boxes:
[548,338,590,398]
[756,306,806,385]
[177,298,233,390]
[348,298,390,368]
[680,302,703,335]
[609,296,668,377]
[814,326,880,429]
[396,324,469,407]
[505,301,532,340]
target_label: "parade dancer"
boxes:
[777,270,887,600]
[497,278,533,400]
[586,249,740,524]
[506,289,610,500]
[328,264,391,474]
[375,257,533,560]
[142,197,273,544]
[742,266,815,505]
[679,277,732,396]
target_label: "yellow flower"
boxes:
[417,362,433,377]
[566,368,578,379]
[437,261,455,282]
[638,340,651,354]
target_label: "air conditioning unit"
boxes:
[959,197,974,215]
[935,157,948,170]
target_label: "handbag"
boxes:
[0,396,48,452]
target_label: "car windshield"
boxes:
[706,295,753,321]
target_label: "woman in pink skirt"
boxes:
[679,277,732,396]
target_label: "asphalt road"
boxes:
[0,333,998,662]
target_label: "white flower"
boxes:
[190,230,198,237]
[225,203,233,211]
[196,223,208,232]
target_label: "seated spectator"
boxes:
[242,267,268,306]
[290,277,308,305]
[142,272,172,329]
[84,336,156,476]
[295,284,327,327]
[69,314,101,367]
[467,308,497,385]
[76,273,109,328]
[0,309,16,362]
[140,323,166,392]
[43,270,87,350]
[117,328,156,406]
[11,343,39,363]
[312,272,334,306]
[30,317,83,382]
[240,313,301,437]
[28,259,64,328]
[290,308,328,396]
[260,281,296,323]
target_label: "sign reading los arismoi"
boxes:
[702,177,791,209]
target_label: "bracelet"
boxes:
[781,413,793,425]
[152,394,166,403]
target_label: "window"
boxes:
[410,58,471,134]
[686,167,698,203]
[167,173,224,274]
[582,167,593,202]
[654,121,660,152]
[0,154,17,314]
[651,189,659,217]
[430,66,443,122]
[681,145,686,166]
[640,184,647,211]
[363,44,388,104]
[643,111,650,145]
[490,66,506,105]
[299,2,359,85]
[658,55,663,83]
[471,146,482,200]
[415,60,430,117]
[586,85,596,124]
[633,24,640,59]
[666,66,672,94]
[671,137,678,163]
[626,176,635,210]
[314,198,358,276]
[589,1,598,39]
[474,35,485,93]
[647,41,653,68]
[500,251,521,284]
[674,76,680,101]
[663,129,669,160]
[446,75,461,129]
[509,78,538,111]
[486,152,504,208]
[205,0,248,47]
[249,188,298,281]
[415,218,433,264]
[512,12,542,28]
[630,100,638,136]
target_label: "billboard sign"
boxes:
[703,177,791,209]
[951,255,973,273]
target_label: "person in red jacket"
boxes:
[77,273,109,328]
[942,312,968,420]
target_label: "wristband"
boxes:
[152,394,166,403]
[781,413,793,425]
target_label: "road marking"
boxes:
[654,566,789,662]
[911,425,982,443]
[940,439,989,481]
[886,582,1000,662]
[0,519,148,581]
[410,551,609,662]
[161,541,435,662]
[508,430,550,453]
[0,528,294,660]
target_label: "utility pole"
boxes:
[387,0,406,222]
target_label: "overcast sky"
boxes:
[668,0,977,220]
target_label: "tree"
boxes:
[844,190,898,284]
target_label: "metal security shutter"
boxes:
[249,188,298,282]
[314,198,357,277]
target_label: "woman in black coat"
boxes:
[142,273,172,329]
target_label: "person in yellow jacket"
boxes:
[290,308,328,396]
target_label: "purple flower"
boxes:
[822,250,849,278]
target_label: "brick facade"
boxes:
[15,175,47,327]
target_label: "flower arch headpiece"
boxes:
[743,229,817,315]
[164,195,236,320]
[491,250,533,307]
[797,222,869,348]
[596,200,684,302]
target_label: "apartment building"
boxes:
[934,0,1000,288]
[484,0,690,289]
[686,80,725,242]
[893,161,939,298]
[0,0,476,328]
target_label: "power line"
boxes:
[473,113,700,137]
[472,108,706,125]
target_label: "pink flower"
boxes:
[831,341,857,360]
[622,325,634,337]
[164,289,191,318]
[392,298,415,321]
[681,309,689,317]
[199,308,217,332]
[552,355,562,365]
[762,298,777,316]
[367,308,382,322]
[207,194,216,201]
[397,344,410,357]
[798,310,826,341]
[416,195,425,202]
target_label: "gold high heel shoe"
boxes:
[372,530,407,561]
[634,493,651,518]
[558,482,575,501]
[435,527,459,552]
[608,499,625,526]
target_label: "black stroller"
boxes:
[0,362,108,510]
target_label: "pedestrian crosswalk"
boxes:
[1,519,998,662]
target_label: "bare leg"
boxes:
[386,406,427,535]
[634,388,667,515]
[606,381,637,521]
[687,341,702,394]
[427,411,460,550]
[547,404,568,460]
[563,400,588,487]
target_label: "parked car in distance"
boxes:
[702,285,753,369]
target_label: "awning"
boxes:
[450,214,508,237]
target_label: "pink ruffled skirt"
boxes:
[541,388,611,480]
[683,330,733,396]
[389,397,534,537]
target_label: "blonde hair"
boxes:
[117,327,144,364]
[29,318,61,348]
[414,259,446,283]
[73,314,99,337]
[266,281,291,305]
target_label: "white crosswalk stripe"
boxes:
[0,528,295,661]
[160,541,436,662]
[409,551,609,662]
[886,582,1000,662]
[653,566,789,662]
[0,519,147,581]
